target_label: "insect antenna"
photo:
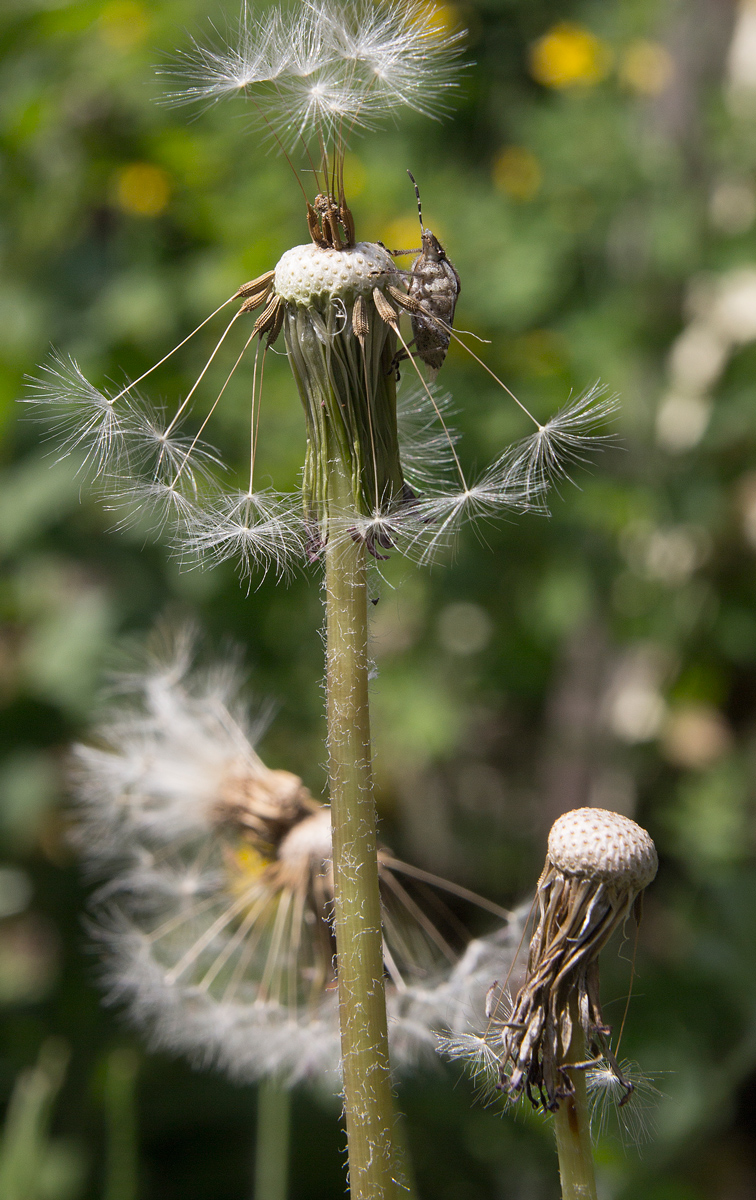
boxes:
[407,168,425,234]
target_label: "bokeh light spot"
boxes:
[529,23,612,89]
[98,0,150,51]
[342,154,367,199]
[437,602,492,656]
[412,2,460,39]
[113,163,171,217]
[662,705,732,770]
[493,146,542,201]
[620,39,674,95]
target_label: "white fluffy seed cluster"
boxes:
[547,808,658,890]
[273,241,396,305]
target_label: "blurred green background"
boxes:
[2,0,756,1196]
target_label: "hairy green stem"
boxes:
[104,1049,139,1200]
[553,1005,598,1200]
[326,457,396,1200]
[254,1078,290,1200]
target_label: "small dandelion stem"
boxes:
[614,907,642,1057]
[163,309,244,438]
[171,326,257,489]
[254,1077,290,1200]
[447,328,541,428]
[111,295,239,403]
[103,1048,139,1200]
[325,455,396,1200]
[249,340,263,491]
[553,1002,598,1200]
[248,91,313,208]
[359,337,382,512]
[251,342,269,487]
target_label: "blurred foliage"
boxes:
[0,1039,82,1200]
[2,0,756,1196]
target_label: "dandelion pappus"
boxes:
[401,169,461,377]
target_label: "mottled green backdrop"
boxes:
[1,0,755,1197]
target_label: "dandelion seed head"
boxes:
[73,635,524,1088]
[495,809,657,1111]
[548,807,658,890]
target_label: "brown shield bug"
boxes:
[404,170,461,376]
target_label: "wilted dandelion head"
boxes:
[72,632,524,1088]
[442,810,658,1123]
[495,808,657,1112]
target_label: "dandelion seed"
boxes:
[110,478,202,539]
[164,6,290,103]
[167,0,465,129]
[396,383,460,491]
[498,384,619,498]
[23,354,127,479]
[587,1058,661,1147]
[180,489,307,581]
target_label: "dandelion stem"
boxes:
[325,455,396,1200]
[254,1078,290,1200]
[104,1049,139,1200]
[553,999,598,1200]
